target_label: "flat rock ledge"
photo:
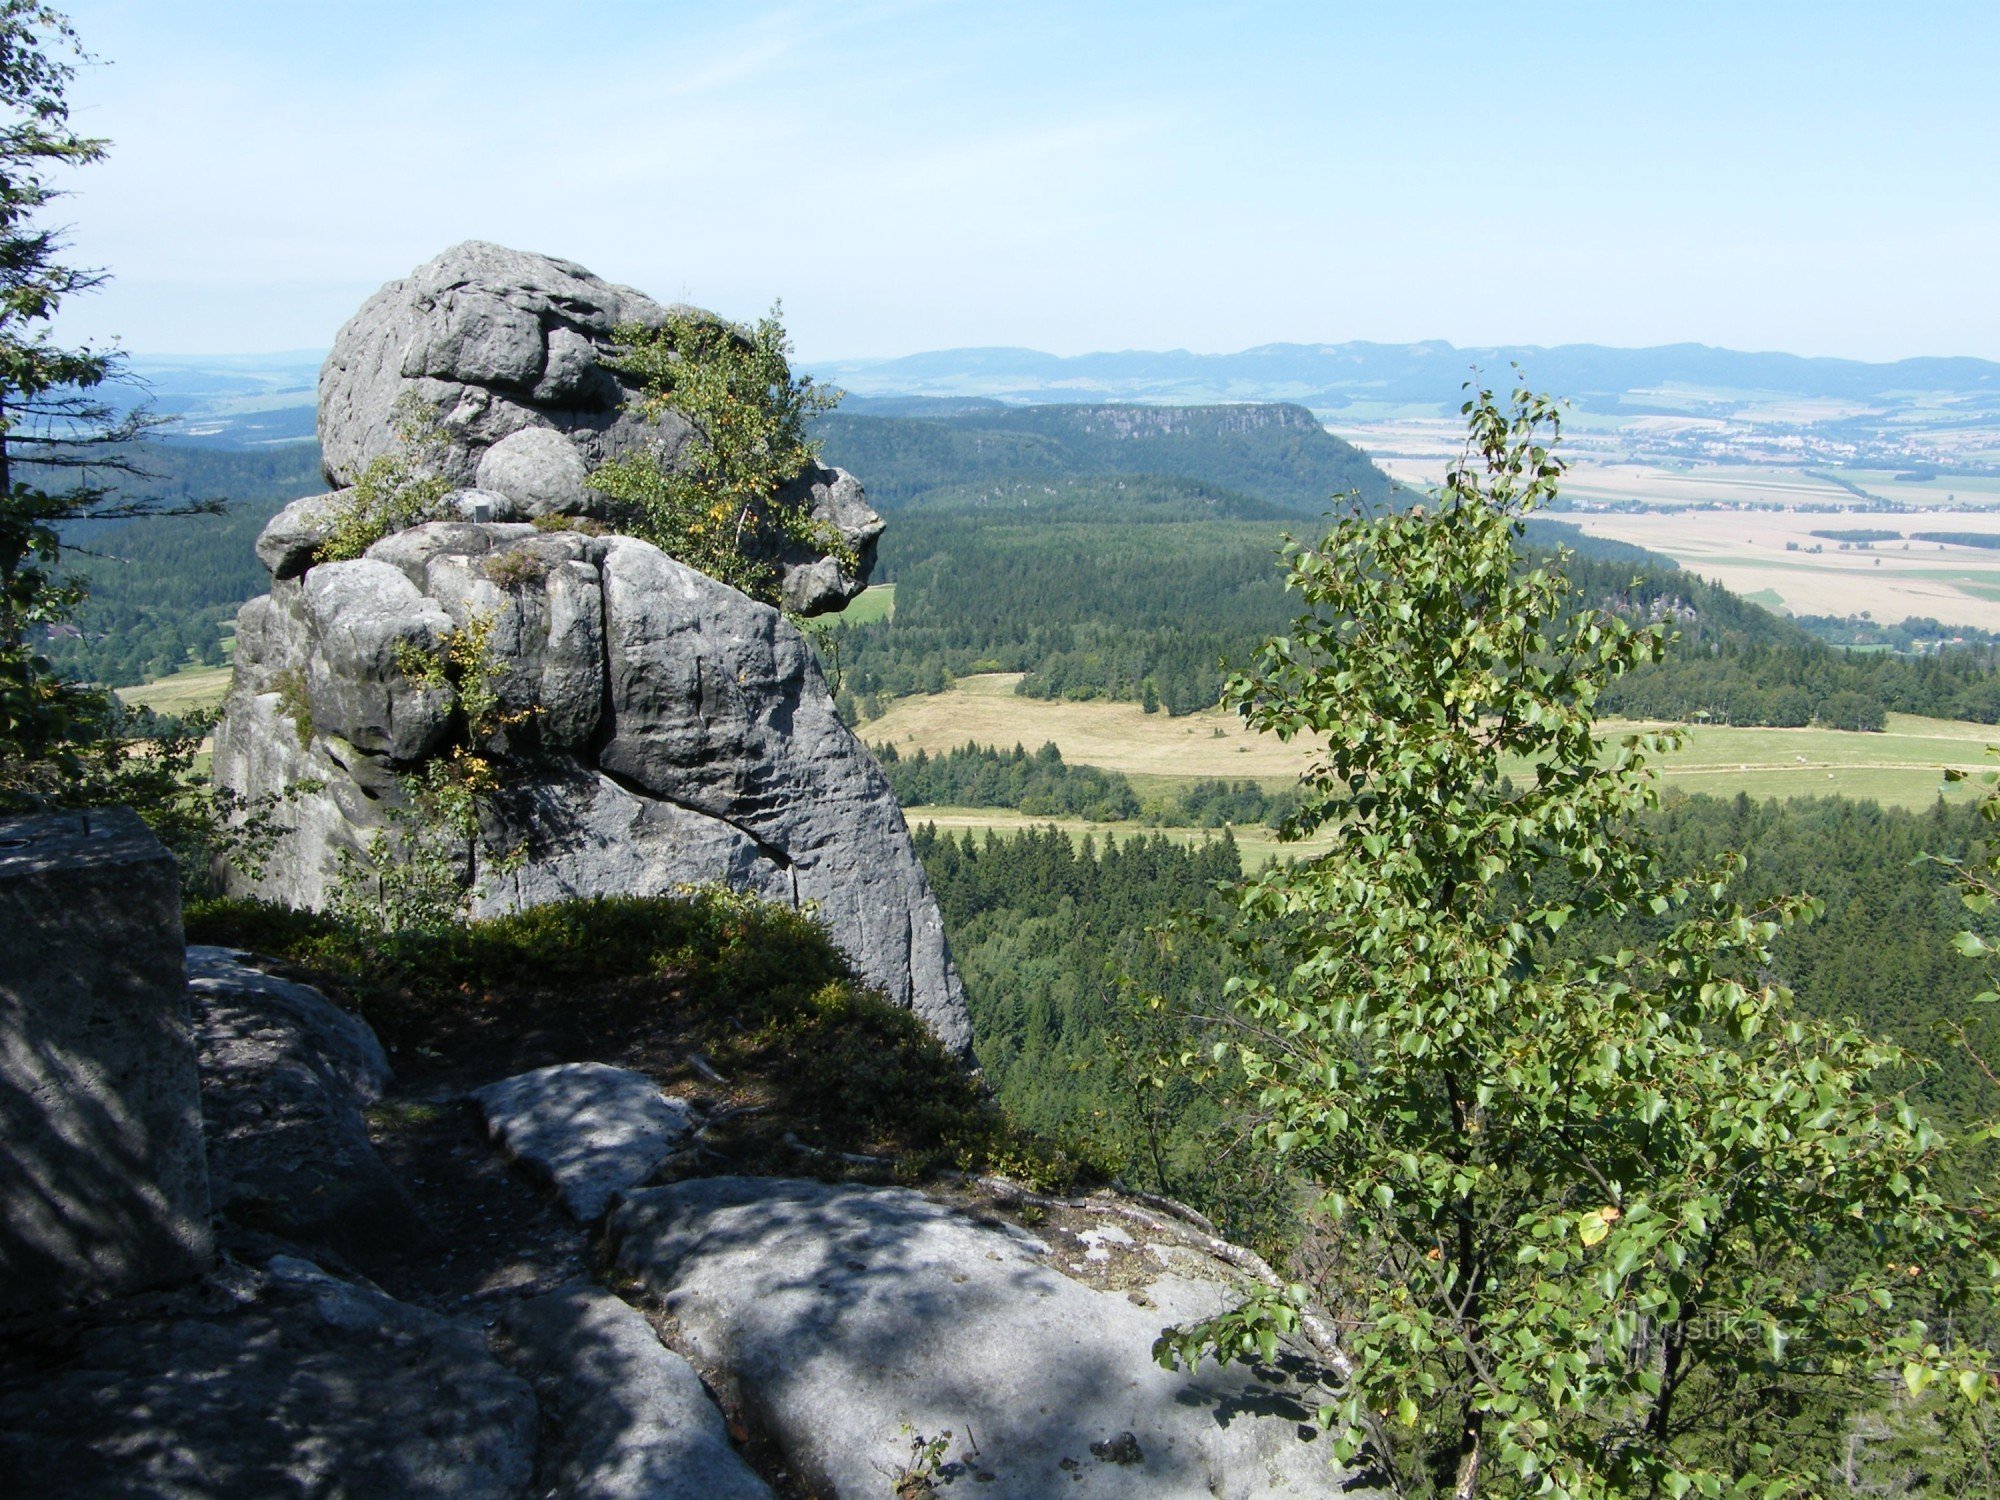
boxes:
[608,1176,1377,1499]
[501,1283,773,1500]
[473,1062,698,1222]
[0,1256,537,1498]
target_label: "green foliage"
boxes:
[588,305,842,606]
[1155,385,2000,1497]
[183,886,1077,1184]
[42,443,325,685]
[315,395,454,563]
[814,401,1397,515]
[331,612,530,936]
[877,737,1298,828]
[0,2,224,804]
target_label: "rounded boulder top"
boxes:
[317,239,699,490]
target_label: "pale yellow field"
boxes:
[865,676,2000,812]
[864,673,1311,784]
[116,665,234,715]
[1558,508,2000,628]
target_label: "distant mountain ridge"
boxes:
[815,340,2000,413]
[813,400,1398,513]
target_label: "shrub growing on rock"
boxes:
[1156,383,2000,1498]
[587,306,846,607]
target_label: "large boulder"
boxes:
[311,240,878,614]
[318,240,679,491]
[217,243,965,1048]
[609,1177,1376,1498]
[0,1257,538,1498]
[215,522,971,1053]
[186,947,413,1265]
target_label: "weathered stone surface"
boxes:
[0,808,210,1316]
[774,465,885,617]
[187,946,412,1263]
[610,1178,1371,1498]
[318,240,684,490]
[472,1062,697,1222]
[217,244,958,1045]
[0,1257,537,1497]
[502,1283,773,1499]
[218,524,970,1052]
[315,241,877,607]
[476,424,598,518]
[300,558,457,761]
[254,489,352,579]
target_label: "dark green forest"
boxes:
[875,737,1295,827]
[43,442,320,685]
[926,794,2000,1233]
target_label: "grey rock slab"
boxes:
[254,489,350,579]
[477,424,599,518]
[301,558,457,760]
[185,946,414,1264]
[610,1178,1371,1499]
[502,1283,773,1500]
[473,1062,698,1222]
[0,1256,537,1498]
[0,809,210,1315]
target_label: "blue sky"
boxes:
[46,1,2000,361]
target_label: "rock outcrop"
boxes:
[610,1176,1366,1497]
[214,244,967,1051]
[0,809,211,1316]
[473,1062,698,1223]
[313,240,880,614]
[0,1256,539,1497]
[187,946,413,1264]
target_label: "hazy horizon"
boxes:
[46,1,2000,366]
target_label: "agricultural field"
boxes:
[838,583,896,624]
[1554,508,2000,628]
[116,664,234,716]
[868,674,1998,814]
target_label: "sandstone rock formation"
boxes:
[313,239,880,615]
[610,1176,1367,1497]
[0,809,211,1316]
[473,1062,698,1222]
[0,1256,540,1497]
[188,946,413,1264]
[214,243,967,1051]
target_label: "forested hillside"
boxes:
[929,794,2000,1231]
[814,399,1399,512]
[45,442,320,684]
[840,493,2000,726]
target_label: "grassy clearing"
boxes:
[116,664,234,715]
[867,675,1998,813]
[840,582,895,624]
[864,673,1308,785]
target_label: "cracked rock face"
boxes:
[216,243,965,1050]
[215,516,970,1053]
[608,1177,1374,1498]
[315,240,877,616]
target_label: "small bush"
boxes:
[483,549,548,590]
[317,396,455,563]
